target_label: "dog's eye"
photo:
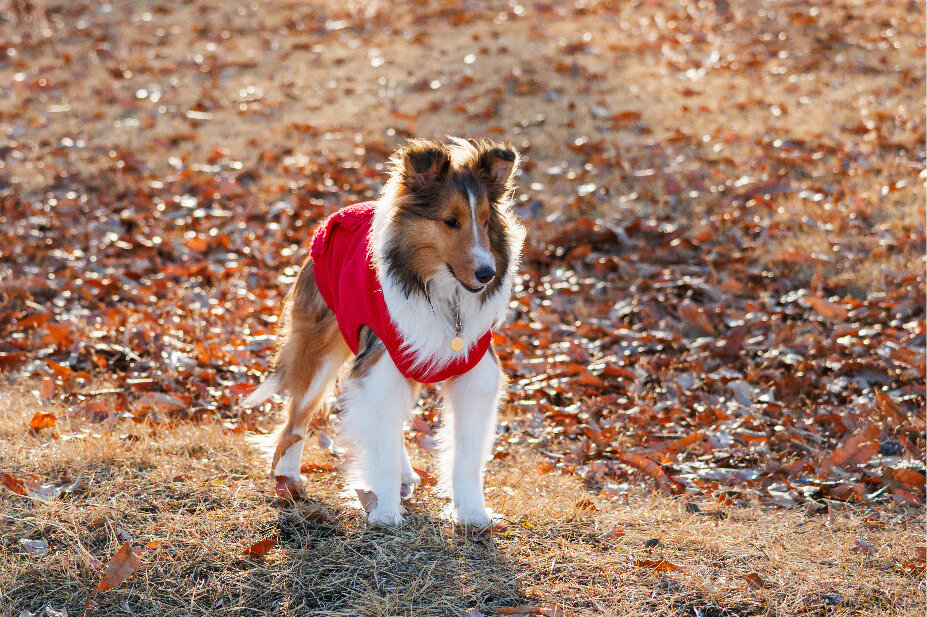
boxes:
[443,217,461,229]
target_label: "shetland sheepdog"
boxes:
[244,137,524,526]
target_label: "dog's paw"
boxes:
[454,506,494,528]
[367,505,406,527]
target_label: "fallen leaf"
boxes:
[497,607,542,616]
[830,424,880,469]
[678,302,716,334]
[95,542,142,592]
[29,412,57,430]
[412,466,437,486]
[634,558,681,572]
[899,560,926,574]
[616,452,677,493]
[802,295,849,320]
[299,462,338,473]
[885,467,926,493]
[19,538,49,557]
[743,572,767,589]
[2,473,27,495]
[2,470,82,502]
[242,538,276,558]
[356,489,378,514]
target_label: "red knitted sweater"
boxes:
[309,202,491,383]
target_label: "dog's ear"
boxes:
[400,142,450,191]
[475,144,519,203]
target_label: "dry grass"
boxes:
[2,386,924,617]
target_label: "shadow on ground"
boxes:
[268,495,531,615]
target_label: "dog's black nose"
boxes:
[475,266,496,284]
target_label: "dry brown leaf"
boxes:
[412,466,437,486]
[617,452,676,493]
[299,462,338,473]
[873,390,905,424]
[743,572,767,589]
[29,412,57,430]
[666,431,705,453]
[634,558,681,572]
[575,498,598,510]
[678,302,716,334]
[497,606,563,616]
[803,295,849,320]
[830,424,880,469]
[356,489,378,513]
[899,560,926,574]
[95,542,142,592]
[2,470,82,502]
[242,538,276,558]
[2,473,27,495]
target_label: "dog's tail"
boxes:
[242,373,281,408]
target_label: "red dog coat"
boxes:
[309,202,491,383]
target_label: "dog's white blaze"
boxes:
[338,351,416,525]
[467,186,481,246]
[467,186,494,270]
[438,351,503,525]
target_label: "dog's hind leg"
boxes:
[268,261,351,481]
[272,349,348,481]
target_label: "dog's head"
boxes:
[379,137,521,299]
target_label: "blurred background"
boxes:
[1,0,922,289]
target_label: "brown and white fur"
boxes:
[244,137,524,526]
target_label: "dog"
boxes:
[244,137,524,526]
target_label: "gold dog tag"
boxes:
[450,337,464,352]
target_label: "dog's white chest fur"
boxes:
[370,203,520,377]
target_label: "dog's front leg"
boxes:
[340,349,414,526]
[442,350,503,527]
